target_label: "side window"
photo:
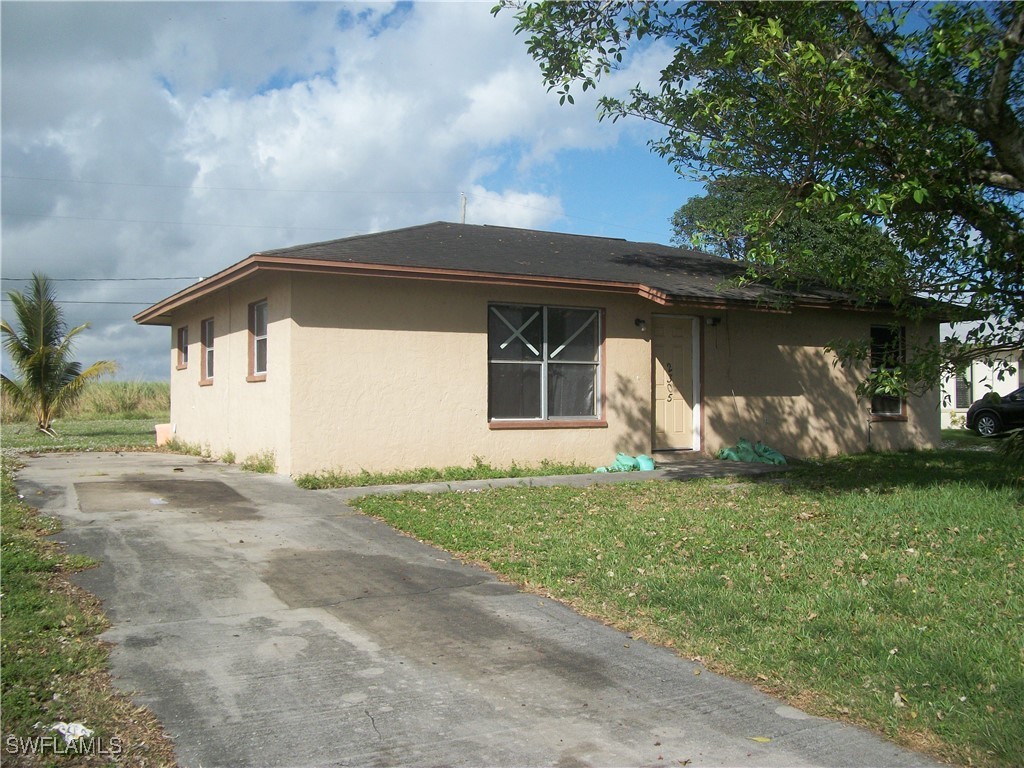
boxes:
[954,371,972,409]
[200,318,214,383]
[870,325,905,417]
[248,300,268,380]
[176,326,189,369]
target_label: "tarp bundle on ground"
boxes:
[594,453,656,473]
[716,438,787,465]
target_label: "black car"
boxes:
[965,385,1024,436]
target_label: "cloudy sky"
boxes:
[1,1,701,381]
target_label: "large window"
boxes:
[248,300,268,380]
[870,325,905,418]
[176,326,189,369]
[488,304,601,422]
[200,318,214,384]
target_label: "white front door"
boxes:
[652,316,697,450]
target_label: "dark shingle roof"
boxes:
[136,221,868,326]
[257,221,841,306]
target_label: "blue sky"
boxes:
[1,1,702,380]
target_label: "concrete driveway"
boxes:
[15,452,944,768]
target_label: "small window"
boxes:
[870,325,905,417]
[248,300,268,380]
[954,371,972,409]
[488,304,601,422]
[200,318,214,383]
[176,326,189,369]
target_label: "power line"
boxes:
[1,276,202,282]
[1,210,356,233]
[2,174,672,241]
[1,173,455,196]
[0,298,156,305]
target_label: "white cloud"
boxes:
[1,1,680,381]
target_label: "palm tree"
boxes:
[1,274,116,435]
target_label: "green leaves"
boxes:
[500,0,1024,393]
[1,274,116,433]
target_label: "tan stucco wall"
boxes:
[165,271,940,475]
[700,308,940,457]
[287,275,655,475]
[168,273,293,473]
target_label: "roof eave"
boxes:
[132,256,681,326]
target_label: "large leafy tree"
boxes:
[1,274,116,434]
[498,0,1024,389]
[671,175,913,303]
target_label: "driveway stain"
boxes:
[75,479,258,521]
[264,549,615,694]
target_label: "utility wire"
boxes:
[2,174,672,241]
[0,298,157,305]
[1,173,455,196]
[1,276,202,282]
[1,210,356,233]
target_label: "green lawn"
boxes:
[0,454,176,765]
[1,418,159,452]
[354,448,1023,768]
[296,457,594,489]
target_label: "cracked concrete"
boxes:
[15,452,946,768]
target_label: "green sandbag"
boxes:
[717,438,787,465]
[610,452,640,471]
[753,441,787,465]
[596,453,652,473]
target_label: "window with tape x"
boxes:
[488,304,601,421]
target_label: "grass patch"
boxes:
[940,428,992,448]
[240,450,276,474]
[296,457,593,489]
[0,453,176,765]
[354,448,1022,768]
[164,437,209,458]
[1,419,160,453]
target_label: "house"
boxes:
[134,222,940,475]
[939,331,1023,429]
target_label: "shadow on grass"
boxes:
[749,446,1021,496]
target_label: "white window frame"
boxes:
[200,317,214,383]
[176,326,189,369]
[488,304,602,423]
[249,300,268,380]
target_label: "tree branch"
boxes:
[987,9,1024,130]
[836,5,1024,184]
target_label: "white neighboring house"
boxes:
[940,323,1024,429]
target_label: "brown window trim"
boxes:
[489,420,608,430]
[176,326,189,370]
[246,374,267,384]
[870,412,908,423]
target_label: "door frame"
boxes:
[651,314,701,452]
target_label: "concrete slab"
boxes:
[15,452,944,768]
